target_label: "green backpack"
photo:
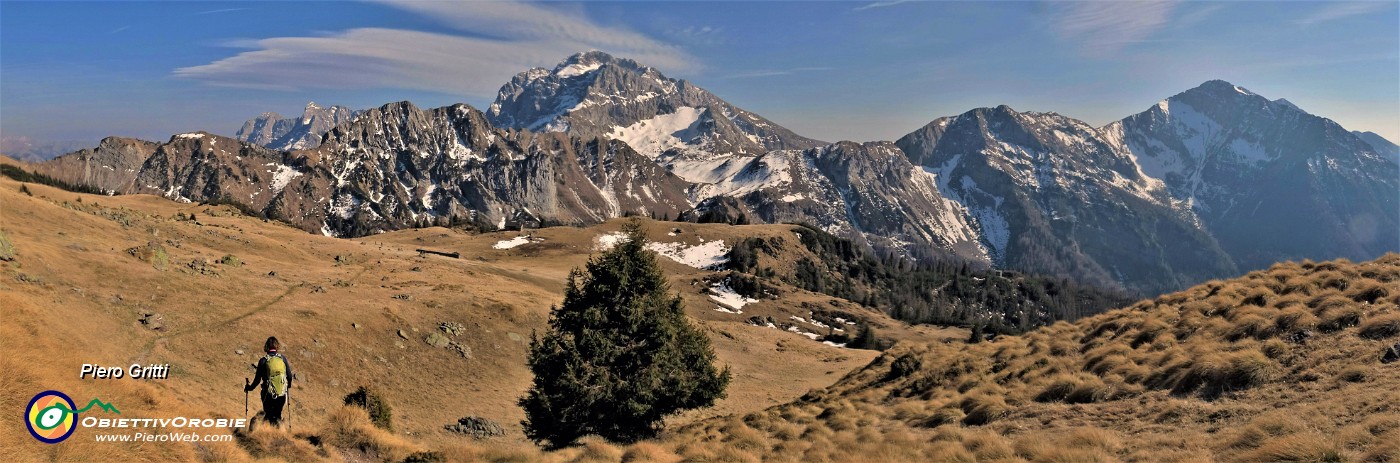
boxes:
[264,355,288,398]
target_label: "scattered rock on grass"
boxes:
[439,322,464,336]
[1384,343,1400,364]
[444,416,503,439]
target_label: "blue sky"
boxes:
[2,1,1397,152]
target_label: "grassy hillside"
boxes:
[667,254,1400,462]
[5,161,1396,462]
[0,168,963,462]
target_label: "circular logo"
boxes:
[26,391,77,444]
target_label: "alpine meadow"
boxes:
[1,1,1397,462]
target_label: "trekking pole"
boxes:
[243,378,249,420]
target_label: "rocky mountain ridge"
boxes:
[31,54,1398,295]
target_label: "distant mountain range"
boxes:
[236,102,360,151]
[27,52,1397,295]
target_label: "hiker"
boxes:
[245,336,293,427]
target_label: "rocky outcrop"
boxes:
[30,137,160,194]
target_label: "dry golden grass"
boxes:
[316,406,423,462]
[4,168,1399,462]
[0,175,940,462]
[653,254,1400,462]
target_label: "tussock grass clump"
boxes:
[619,442,682,463]
[1260,339,1289,359]
[1348,281,1390,304]
[921,407,966,427]
[1226,312,1273,341]
[238,426,325,462]
[319,406,420,462]
[1319,306,1364,332]
[1160,349,1277,398]
[1273,306,1319,333]
[1338,366,1369,383]
[571,437,627,463]
[1235,433,1344,463]
[1359,313,1400,340]
[960,429,1015,460]
[1035,374,1114,403]
[959,392,1009,425]
[1221,411,1309,452]
[1362,433,1400,463]
[1310,293,1352,312]
[1014,428,1120,462]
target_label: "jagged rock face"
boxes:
[31,137,160,194]
[670,142,985,262]
[281,101,692,236]
[804,142,986,261]
[1107,80,1399,270]
[236,102,360,151]
[40,103,692,237]
[131,132,308,214]
[898,106,1237,293]
[486,51,822,165]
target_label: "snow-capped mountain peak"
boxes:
[486,51,821,162]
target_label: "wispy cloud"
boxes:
[1046,1,1177,57]
[853,1,912,12]
[1295,2,1393,26]
[195,7,248,15]
[174,1,694,97]
[110,25,131,34]
[726,66,834,79]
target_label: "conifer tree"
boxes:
[520,220,730,448]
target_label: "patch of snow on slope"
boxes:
[594,232,628,251]
[270,164,301,192]
[667,155,758,184]
[709,283,756,312]
[493,235,534,250]
[555,62,602,78]
[697,151,796,198]
[1229,137,1271,163]
[959,175,1009,262]
[594,233,730,269]
[608,107,706,158]
[648,240,729,269]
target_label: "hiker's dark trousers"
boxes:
[261,393,286,426]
